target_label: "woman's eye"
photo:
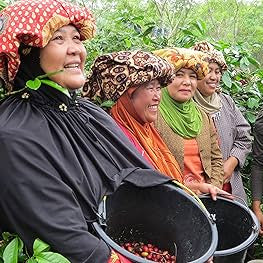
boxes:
[73,35,81,40]
[53,35,63,41]
[190,75,197,79]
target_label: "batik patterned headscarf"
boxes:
[0,0,96,91]
[192,41,227,71]
[153,47,209,80]
[83,50,175,102]
[192,41,226,114]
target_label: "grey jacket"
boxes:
[211,93,252,202]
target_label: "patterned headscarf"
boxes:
[192,41,227,71]
[153,47,209,80]
[0,0,96,91]
[83,50,175,102]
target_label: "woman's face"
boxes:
[40,25,87,90]
[167,68,198,103]
[197,62,222,97]
[131,79,161,123]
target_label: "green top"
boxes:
[159,87,202,139]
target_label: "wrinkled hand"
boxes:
[186,182,233,201]
[223,157,238,183]
[199,183,233,201]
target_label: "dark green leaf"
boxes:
[143,26,155,37]
[2,233,15,241]
[247,57,260,68]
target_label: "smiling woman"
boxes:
[0,1,179,263]
[83,50,183,182]
[40,25,87,90]
[154,47,224,189]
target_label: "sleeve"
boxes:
[209,116,224,188]
[0,131,111,263]
[226,95,252,168]
[251,115,263,201]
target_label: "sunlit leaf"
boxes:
[27,258,38,263]
[100,100,115,108]
[124,38,131,48]
[33,239,50,256]
[26,79,41,90]
[3,238,19,263]
[35,252,70,263]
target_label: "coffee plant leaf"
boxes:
[247,97,260,109]
[245,111,257,124]
[222,71,232,88]
[27,258,37,263]
[35,252,70,263]
[33,239,50,255]
[3,237,19,263]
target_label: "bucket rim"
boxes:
[93,183,218,263]
[199,195,260,256]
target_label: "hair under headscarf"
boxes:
[153,47,209,80]
[83,50,175,102]
[192,41,227,71]
[0,0,96,91]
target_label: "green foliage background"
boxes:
[1,0,263,260]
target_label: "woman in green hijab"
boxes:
[154,48,224,190]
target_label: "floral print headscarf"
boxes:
[0,0,96,91]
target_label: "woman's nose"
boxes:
[183,76,191,85]
[67,44,81,55]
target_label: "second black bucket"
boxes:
[200,195,259,263]
[93,182,218,263]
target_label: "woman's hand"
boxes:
[223,156,238,183]
[186,182,233,201]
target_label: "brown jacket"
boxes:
[155,110,224,188]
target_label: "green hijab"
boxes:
[159,87,202,139]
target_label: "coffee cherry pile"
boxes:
[121,242,176,262]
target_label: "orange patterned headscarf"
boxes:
[154,47,209,80]
[0,0,96,91]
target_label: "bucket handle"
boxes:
[96,196,107,226]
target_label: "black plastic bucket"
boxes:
[199,195,259,263]
[93,183,218,263]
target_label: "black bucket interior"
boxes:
[199,195,258,256]
[94,183,217,263]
